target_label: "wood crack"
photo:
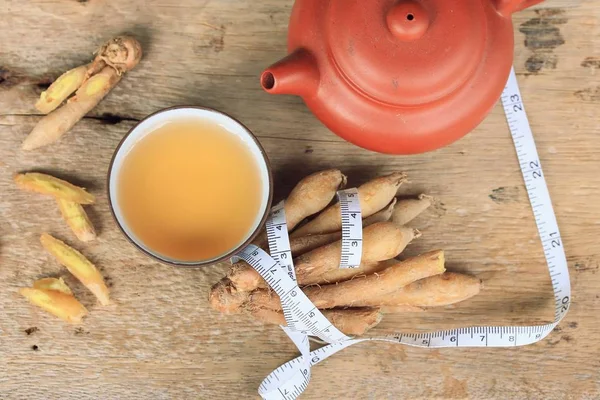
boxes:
[255,134,342,144]
[0,112,141,125]
[85,113,141,125]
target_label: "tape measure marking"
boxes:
[500,69,570,322]
[266,202,296,282]
[337,188,363,268]
[243,67,570,400]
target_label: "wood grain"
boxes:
[1,0,599,399]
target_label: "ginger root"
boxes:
[363,198,397,226]
[20,278,87,323]
[33,277,73,295]
[247,250,446,311]
[286,195,396,256]
[23,36,142,150]
[209,278,249,314]
[284,169,347,231]
[392,194,433,226]
[208,171,483,338]
[253,169,346,247]
[14,172,95,204]
[23,66,122,150]
[243,259,397,291]
[314,259,394,286]
[57,198,96,242]
[90,35,143,77]
[40,233,109,305]
[208,276,384,335]
[289,231,342,257]
[354,272,483,310]
[228,222,418,292]
[294,223,418,286]
[36,65,88,114]
[281,197,398,256]
[291,172,407,237]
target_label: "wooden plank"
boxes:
[1,0,599,399]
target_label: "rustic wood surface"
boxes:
[1,0,599,399]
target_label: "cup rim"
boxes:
[106,105,273,268]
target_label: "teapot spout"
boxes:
[494,0,545,16]
[261,49,319,97]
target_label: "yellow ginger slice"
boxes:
[33,277,73,295]
[35,65,88,114]
[40,233,109,305]
[57,198,96,242]
[20,278,87,323]
[14,172,95,204]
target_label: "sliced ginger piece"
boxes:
[40,233,109,305]
[20,284,87,323]
[33,277,73,295]
[76,68,116,98]
[35,65,88,114]
[23,66,122,151]
[57,198,96,242]
[22,36,142,151]
[14,172,95,204]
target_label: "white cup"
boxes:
[107,106,273,266]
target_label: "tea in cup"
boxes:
[108,107,272,266]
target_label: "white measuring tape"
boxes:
[234,67,571,399]
[248,202,348,341]
[337,188,363,268]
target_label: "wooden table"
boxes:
[1,1,599,398]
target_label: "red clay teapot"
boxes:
[261,0,543,154]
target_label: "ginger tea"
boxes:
[117,119,263,262]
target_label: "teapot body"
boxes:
[262,0,543,154]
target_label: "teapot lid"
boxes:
[327,0,487,106]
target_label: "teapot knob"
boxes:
[386,1,430,41]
